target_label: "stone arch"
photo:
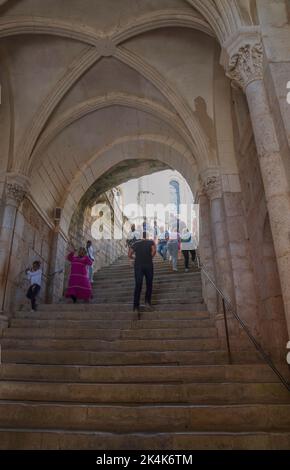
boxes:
[59,134,198,235]
[186,0,251,44]
[0,11,214,45]
[27,93,197,173]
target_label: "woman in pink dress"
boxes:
[66,247,93,303]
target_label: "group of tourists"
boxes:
[25,222,197,314]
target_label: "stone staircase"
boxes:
[0,255,290,449]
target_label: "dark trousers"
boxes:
[182,250,196,269]
[26,284,41,310]
[134,264,153,309]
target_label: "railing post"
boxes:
[222,298,232,364]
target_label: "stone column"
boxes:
[197,191,218,316]
[48,223,68,303]
[0,173,29,319]
[200,169,239,347]
[224,35,290,341]
[201,169,236,305]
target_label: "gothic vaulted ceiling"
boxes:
[0,0,253,229]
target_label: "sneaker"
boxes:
[173,268,178,272]
[185,268,189,273]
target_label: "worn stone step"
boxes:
[93,288,203,297]
[93,276,202,290]
[94,279,202,289]
[92,294,203,300]
[0,402,289,432]
[92,300,204,306]
[95,263,195,273]
[1,337,220,352]
[0,429,289,450]
[24,302,207,312]
[3,327,218,340]
[1,349,263,366]
[92,297,204,304]
[92,288,202,296]
[92,293,203,301]
[9,318,215,330]
[14,309,209,320]
[97,260,197,269]
[94,274,200,284]
[1,349,232,366]
[0,381,289,405]
[95,269,201,278]
[0,364,286,384]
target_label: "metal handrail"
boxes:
[197,255,290,392]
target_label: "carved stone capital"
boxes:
[200,169,222,201]
[4,173,29,206]
[220,28,263,92]
[226,42,263,91]
[5,183,26,204]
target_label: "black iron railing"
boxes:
[197,255,290,392]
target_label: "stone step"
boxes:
[0,337,221,352]
[0,381,289,405]
[92,298,204,305]
[94,280,201,287]
[94,278,202,288]
[94,273,200,283]
[95,261,194,271]
[1,349,261,366]
[9,318,215,329]
[0,364,286,384]
[92,285,202,293]
[92,286,203,295]
[92,298,204,304]
[94,268,201,279]
[98,261,198,268]
[14,309,209,320]
[0,429,289,450]
[2,327,218,340]
[28,303,208,312]
[0,402,289,432]
[92,291,203,300]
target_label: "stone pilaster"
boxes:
[223,30,290,345]
[47,223,67,303]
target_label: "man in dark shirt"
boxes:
[128,233,156,316]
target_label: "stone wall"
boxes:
[66,190,127,293]
[7,198,53,310]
